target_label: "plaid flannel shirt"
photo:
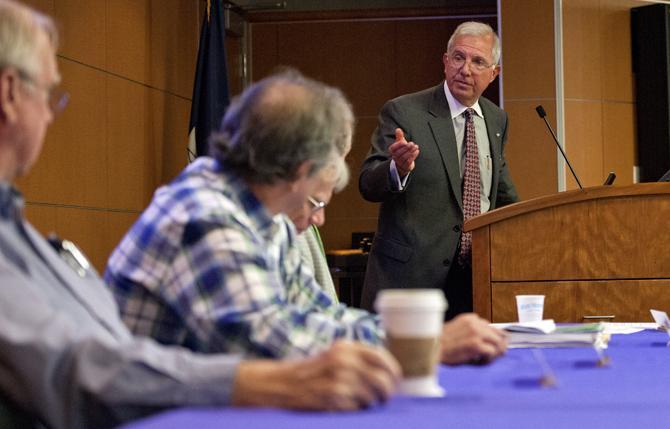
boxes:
[104,158,382,358]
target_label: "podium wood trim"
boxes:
[465,183,670,322]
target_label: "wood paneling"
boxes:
[603,102,636,185]
[468,184,670,322]
[148,0,199,98]
[106,0,148,83]
[249,23,278,80]
[23,59,108,206]
[23,205,139,272]
[18,0,201,274]
[106,76,153,210]
[491,280,670,323]
[500,0,555,99]
[563,0,602,101]
[600,0,638,103]
[150,89,191,185]
[489,191,670,281]
[277,20,396,117]
[564,100,603,189]
[54,0,106,69]
[503,100,558,199]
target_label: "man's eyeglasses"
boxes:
[447,51,496,73]
[17,69,69,115]
[307,196,327,214]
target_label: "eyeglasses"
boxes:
[447,51,496,73]
[307,196,327,214]
[17,69,69,115]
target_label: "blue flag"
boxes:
[189,0,230,159]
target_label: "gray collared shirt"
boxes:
[0,182,240,429]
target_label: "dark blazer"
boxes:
[359,83,519,311]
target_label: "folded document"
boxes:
[492,320,609,349]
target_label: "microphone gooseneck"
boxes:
[535,105,583,190]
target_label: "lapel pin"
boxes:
[496,132,501,137]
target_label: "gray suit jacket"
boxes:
[359,83,518,311]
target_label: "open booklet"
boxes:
[491,320,609,349]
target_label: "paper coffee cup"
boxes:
[516,295,545,322]
[375,289,447,397]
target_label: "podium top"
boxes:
[464,182,670,232]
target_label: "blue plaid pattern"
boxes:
[105,158,382,358]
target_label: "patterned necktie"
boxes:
[458,108,481,266]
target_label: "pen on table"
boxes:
[531,349,558,388]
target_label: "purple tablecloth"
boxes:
[123,330,670,428]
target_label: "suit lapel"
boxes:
[481,101,503,208]
[427,85,463,211]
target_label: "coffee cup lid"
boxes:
[374,289,447,312]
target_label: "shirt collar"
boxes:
[443,81,483,120]
[213,159,277,234]
[0,182,24,221]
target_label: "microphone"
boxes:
[535,105,583,190]
[603,171,616,186]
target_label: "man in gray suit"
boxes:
[360,21,519,320]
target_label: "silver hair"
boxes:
[210,70,354,189]
[0,0,58,78]
[447,21,500,65]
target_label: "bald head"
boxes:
[210,70,353,187]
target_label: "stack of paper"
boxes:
[492,320,609,349]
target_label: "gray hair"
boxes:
[210,70,353,189]
[447,21,500,65]
[0,0,58,78]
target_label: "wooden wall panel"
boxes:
[603,103,636,185]
[276,20,396,117]
[563,0,602,101]
[106,0,148,83]
[500,0,555,99]
[17,0,201,274]
[503,100,557,199]
[249,23,278,80]
[491,280,670,323]
[106,76,153,210]
[148,0,199,98]
[500,0,557,200]
[601,0,637,103]
[21,59,108,206]
[489,194,670,281]
[54,0,106,69]
[564,100,603,189]
[23,205,57,237]
[150,89,191,185]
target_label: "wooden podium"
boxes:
[464,183,670,322]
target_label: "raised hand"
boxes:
[389,128,419,177]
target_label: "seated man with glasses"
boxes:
[105,68,507,364]
[0,1,403,427]
[105,70,386,359]
[359,21,519,320]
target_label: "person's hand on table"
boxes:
[389,128,419,178]
[232,340,401,411]
[439,313,507,365]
